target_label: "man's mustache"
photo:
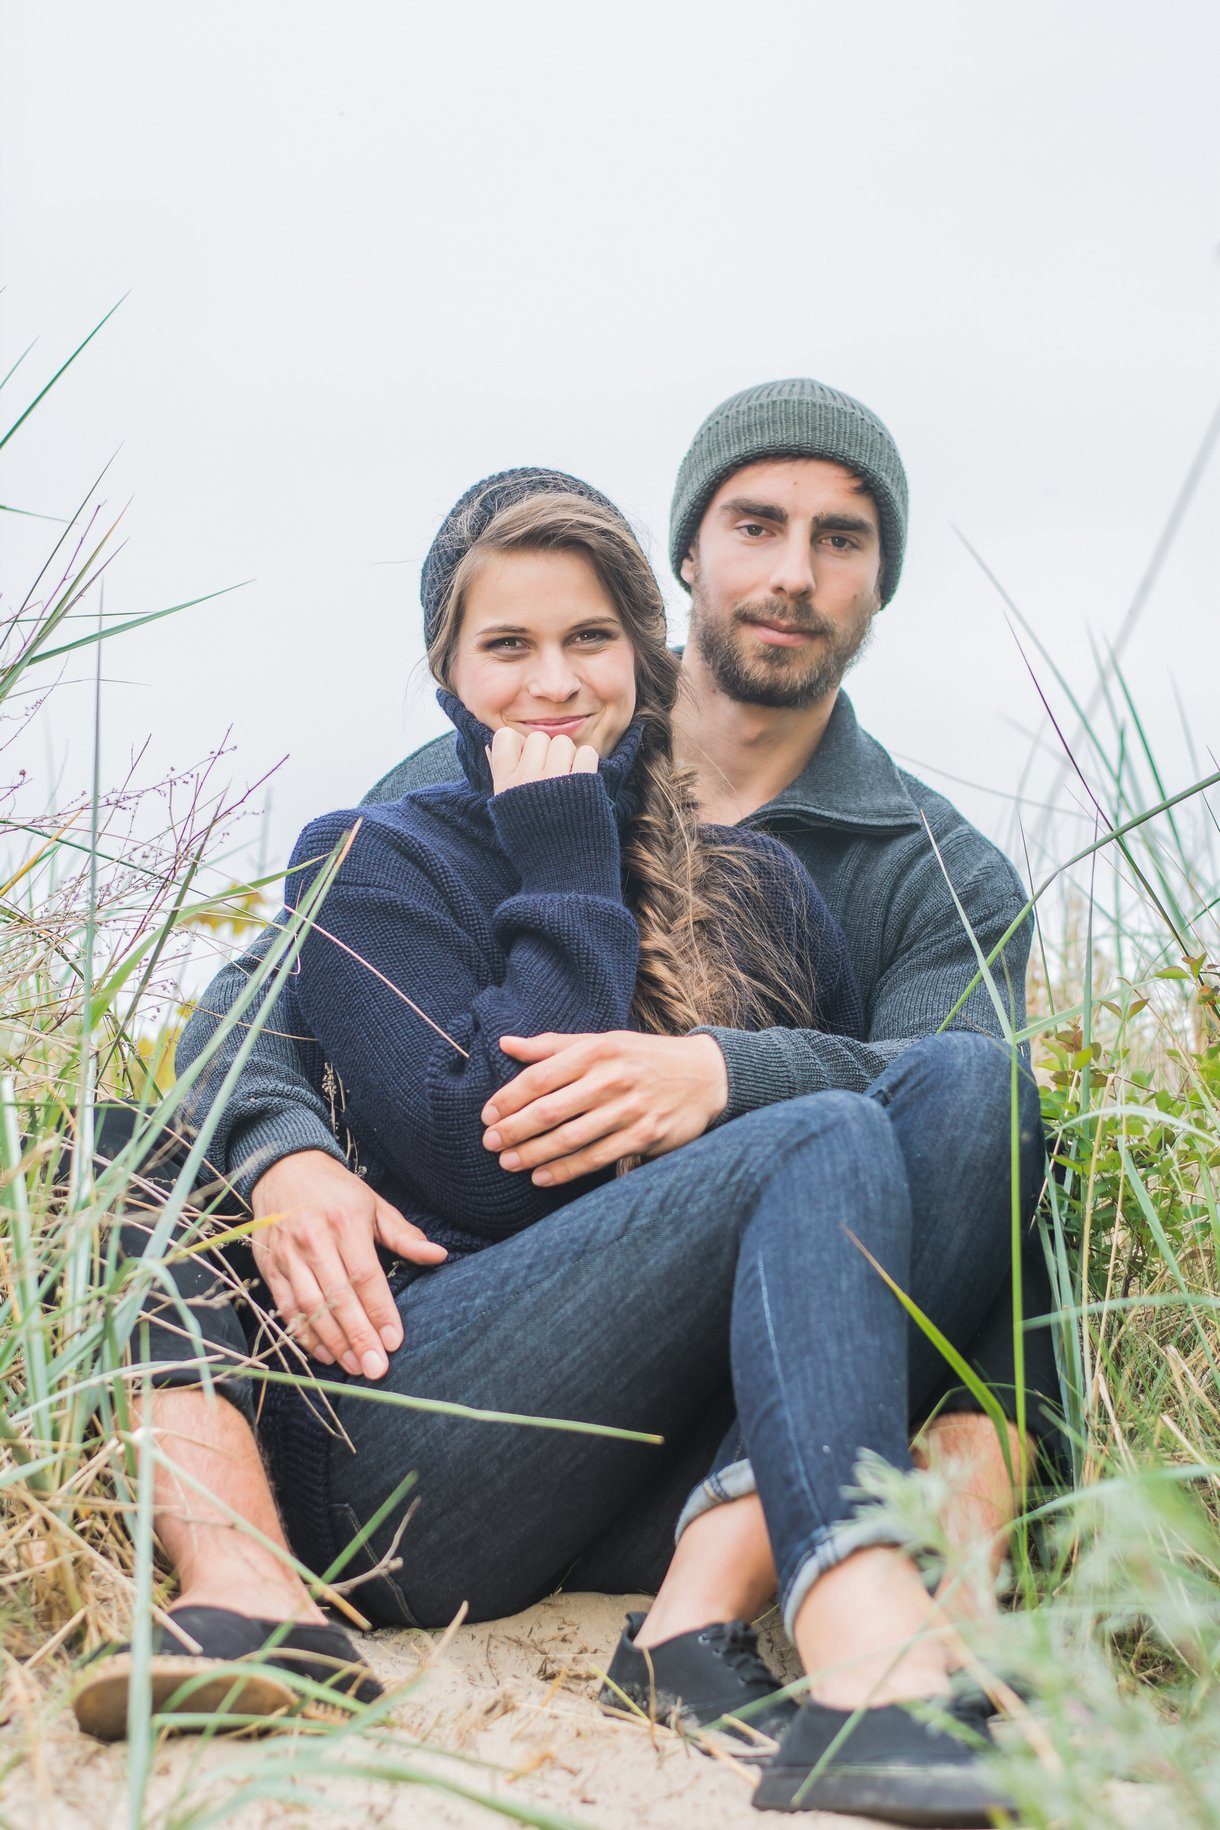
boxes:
[732,599,834,638]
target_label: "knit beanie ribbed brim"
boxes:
[668,378,909,605]
[421,467,630,648]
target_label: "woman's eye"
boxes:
[487,637,524,653]
[573,628,615,645]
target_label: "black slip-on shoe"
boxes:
[598,1610,798,1760]
[71,1604,384,1742]
[752,1694,1016,1825]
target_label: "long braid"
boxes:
[428,490,820,1043]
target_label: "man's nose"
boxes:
[768,529,817,601]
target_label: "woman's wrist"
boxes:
[488,771,624,899]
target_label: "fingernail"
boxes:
[501,1150,520,1170]
[483,1104,499,1123]
[362,1350,388,1380]
[315,1346,335,1365]
[380,1325,401,1351]
[484,1128,502,1149]
[342,1352,360,1376]
[533,1169,553,1187]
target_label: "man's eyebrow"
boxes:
[810,513,877,536]
[719,497,788,524]
[718,500,877,537]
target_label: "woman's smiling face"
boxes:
[448,547,637,757]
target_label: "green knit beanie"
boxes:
[669,377,909,606]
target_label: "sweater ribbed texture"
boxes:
[181,689,864,1251]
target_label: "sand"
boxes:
[1,1593,1156,1828]
[0,1593,879,1828]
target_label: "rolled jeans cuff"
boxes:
[674,1456,757,1542]
[780,1513,908,1640]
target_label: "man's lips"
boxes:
[743,620,817,647]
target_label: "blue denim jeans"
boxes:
[271,1031,1051,1630]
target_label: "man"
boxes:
[81,380,1056,1819]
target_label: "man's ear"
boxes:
[679,549,696,588]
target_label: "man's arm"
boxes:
[482,842,1032,1184]
[700,846,1031,1124]
[176,731,462,1196]
[175,913,345,1202]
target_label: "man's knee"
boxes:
[896,1032,1042,1180]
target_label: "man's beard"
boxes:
[690,593,876,709]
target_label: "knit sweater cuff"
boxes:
[690,1026,815,1126]
[488,772,623,898]
[224,1108,347,1206]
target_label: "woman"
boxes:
[78,470,1035,1825]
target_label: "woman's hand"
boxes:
[249,1149,447,1378]
[488,726,599,795]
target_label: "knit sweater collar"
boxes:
[437,688,646,824]
[750,692,922,834]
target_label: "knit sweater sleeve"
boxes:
[289,775,639,1239]
[697,838,1030,1123]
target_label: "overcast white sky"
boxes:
[2,1,1217,904]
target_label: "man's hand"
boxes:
[481,1032,729,1185]
[250,1150,446,1379]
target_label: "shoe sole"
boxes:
[598,1696,783,1763]
[752,1759,1014,1825]
[71,1653,297,1742]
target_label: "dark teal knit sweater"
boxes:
[177,691,1030,1208]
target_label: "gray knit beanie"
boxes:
[421,466,630,648]
[669,378,909,605]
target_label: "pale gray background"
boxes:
[3,1,1217,899]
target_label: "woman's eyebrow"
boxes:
[477,622,530,635]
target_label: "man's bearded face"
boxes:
[688,572,878,709]
[681,459,884,710]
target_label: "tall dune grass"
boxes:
[2,315,1218,1828]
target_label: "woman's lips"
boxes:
[517,715,593,735]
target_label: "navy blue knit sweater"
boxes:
[280,691,864,1260]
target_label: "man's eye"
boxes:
[824,534,855,551]
[740,522,768,537]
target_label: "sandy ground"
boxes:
[0,1592,885,1829]
[1,1592,1154,1829]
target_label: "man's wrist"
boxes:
[251,1146,352,1214]
[686,1032,730,1127]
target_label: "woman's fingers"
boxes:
[539,734,577,778]
[491,727,597,792]
[497,1101,630,1173]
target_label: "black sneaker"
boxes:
[752,1693,1015,1824]
[598,1610,798,1760]
[71,1605,384,1741]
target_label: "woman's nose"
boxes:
[527,649,581,702]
